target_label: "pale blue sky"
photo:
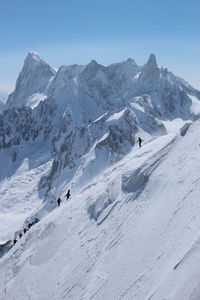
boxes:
[0,0,199,92]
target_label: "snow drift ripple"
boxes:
[122,137,176,200]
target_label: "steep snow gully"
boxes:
[1,52,200,299]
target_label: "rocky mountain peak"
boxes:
[138,54,160,92]
[25,51,42,63]
[23,51,56,76]
[6,52,56,108]
[126,57,137,65]
[145,53,158,69]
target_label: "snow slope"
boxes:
[1,53,200,299]
[1,122,200,299]
[0,158,51,244]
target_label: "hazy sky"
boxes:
[0,0,199,92]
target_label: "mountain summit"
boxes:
[6,52,56,108]
[138,53,160,92]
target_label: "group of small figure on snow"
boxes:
[57,141,143,208]
[5,138,142,250]
[12,189,71,247]
[2,138,143,255]
[6,140,143,248]
[13,218,39,245]
[57,189,71,207]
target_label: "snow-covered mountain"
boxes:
[6,52,56,109]
[1,52,200,299]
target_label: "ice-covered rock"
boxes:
[0,240,13,258]
[95,108,137,162]
[6,52,56,108]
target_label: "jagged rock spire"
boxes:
[138,54,160,92]
[145,54,158,69]
[6,52,56,108]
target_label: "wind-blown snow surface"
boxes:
[1,52,200,299]
[0,123,200,299]
[0,158,51,244]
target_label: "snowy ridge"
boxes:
[1,123,200,299]
[1,53,200,299]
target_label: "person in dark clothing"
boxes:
[28,223,32,229]
[137,137,143,148]
[65,189,71,200]
[13,239,17,244]
[57,197,62,207]
[32,218,39,225]
[23,228,28,234]
[19,233,23,239]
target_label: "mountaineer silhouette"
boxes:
[57,197,62,207]
[137,137,143,148]
[65,189,71,200]
[23,228,28,234]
